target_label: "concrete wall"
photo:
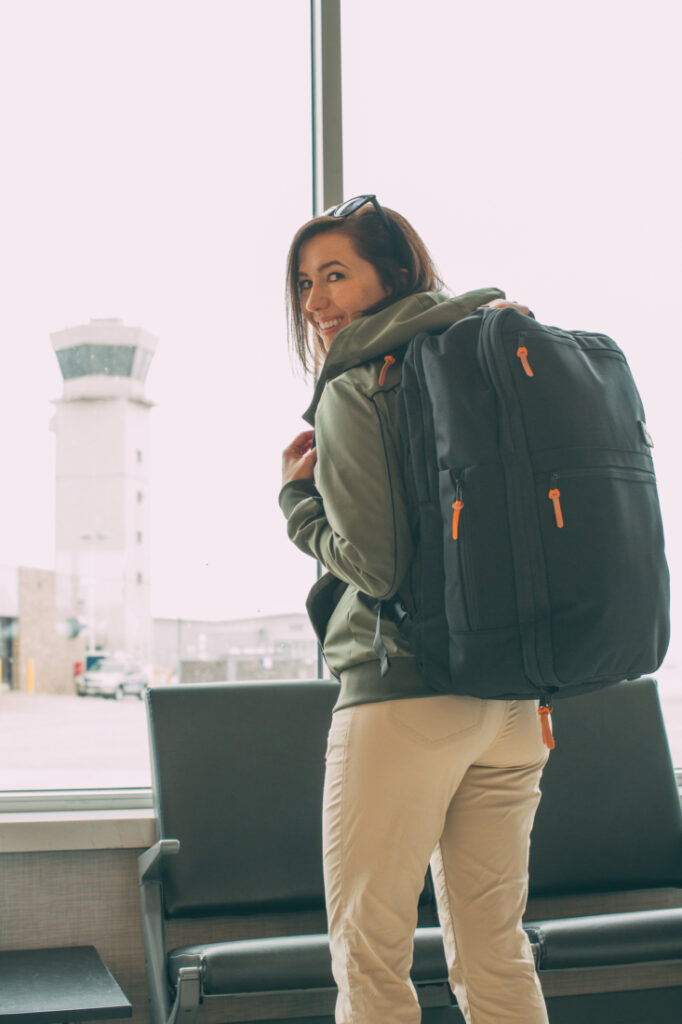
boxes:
[15,567,86,693]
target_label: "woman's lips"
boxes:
[317,315,345,334]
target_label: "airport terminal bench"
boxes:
[139,677,682,1024]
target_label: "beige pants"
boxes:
[323,695,550,1024]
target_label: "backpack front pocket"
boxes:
[439,465,518,633]
[536,464,668,684]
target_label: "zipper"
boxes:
[451,477,464,540]
[515,338,627,381]
[546,466,655,529]
[378,354,396,387]
[450,473,474,630]
[516,339,534,377]
[480,316,555,688]
[549,466,655,481]
[548,479,564,529]
[538,696,555,749]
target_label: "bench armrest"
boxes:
[138,839,180,882]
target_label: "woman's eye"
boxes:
[328,271,343,282]
[298,279,311,292]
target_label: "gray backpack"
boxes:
[378,307,670,721]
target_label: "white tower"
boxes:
[51,318,157,662]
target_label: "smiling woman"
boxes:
[278,190,549,1020]
[298,233,389,349]
[286,199,444,373]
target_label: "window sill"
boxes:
[0,807,156,853]
[1,769,679,856]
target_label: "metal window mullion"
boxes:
[311,0,343,215]
[311,1,344,679]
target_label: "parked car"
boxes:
[75,659,148,700]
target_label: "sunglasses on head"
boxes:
[324,194,403,257]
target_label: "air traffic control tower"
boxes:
[51,319,157,662]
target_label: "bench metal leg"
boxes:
[168,966,202,1024]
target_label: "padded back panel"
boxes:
[529,678,681,896]
[147,680,338,917]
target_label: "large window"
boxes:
[0,0,316,792]
[341,0,681,762]
[1,0,679,797]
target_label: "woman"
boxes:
[279,196,549,1024]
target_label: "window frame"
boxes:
[0,0,336,813]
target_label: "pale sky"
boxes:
[1,0,680,668]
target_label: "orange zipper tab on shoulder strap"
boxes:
[378,355,396,387]
[517,345,534,377]
[452,500,464,540]
[549,487,564,528]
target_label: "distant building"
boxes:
[0,564,85,693]
[0,562,317,692]
[51,318,157,662]
[153,612,318,682]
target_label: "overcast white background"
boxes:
[1,0,679,677]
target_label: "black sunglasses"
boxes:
[324,194,408,266]
[325,193,391,230]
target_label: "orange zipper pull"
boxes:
[517,345,534,377]
[538,703,555,750]
[549,487,564,528]
[378,355,396,387]
[452,500,464,540]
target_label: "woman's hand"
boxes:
[282,430,318,486]
[479,298,532,317]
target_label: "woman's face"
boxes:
[298,231,389,352]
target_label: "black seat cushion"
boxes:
[526,907,682,970]
[167,927,450,995]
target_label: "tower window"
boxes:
[136,572,143,585]
[137,491,144,504]
[136,449,143,463]
[137,531,143,544]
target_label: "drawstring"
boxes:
[373,603,391,677]
[372,599,410,679]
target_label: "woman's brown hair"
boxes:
[286,204,445,375]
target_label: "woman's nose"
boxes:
[305,281,328,312]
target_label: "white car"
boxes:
[76,659,147,700]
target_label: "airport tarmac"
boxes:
[0,689,151,790]
[1,666,681,792]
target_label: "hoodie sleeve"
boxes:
[279,375,411,599]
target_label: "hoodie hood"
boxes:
[303,287,504,424]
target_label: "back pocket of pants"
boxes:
[389,695,484,744]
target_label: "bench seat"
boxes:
[140,677,682,1024]
[526,906,682,970]
[167,908,682,996]
[168,927,449,995]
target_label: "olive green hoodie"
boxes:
[279,287,504,710]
